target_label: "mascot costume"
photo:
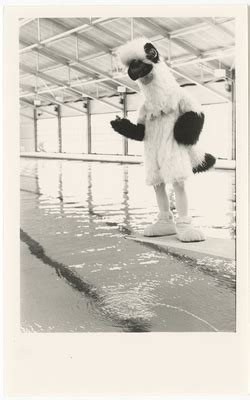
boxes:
[110,38,216,242]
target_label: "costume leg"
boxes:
[143,183,176,237]
[173,181,205,242]
[154,182,171,212]
[172,181,188,217]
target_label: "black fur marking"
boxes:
[110,118,145,141]
[174,111,205,145]
[193,153,216,174]
[128,60,153,81]
[144,43,159,63]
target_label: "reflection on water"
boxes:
[20,159,236,332]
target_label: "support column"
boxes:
[87,98,91,154]
[123,92,128,156]
[57,105,62,153]
[33,108,38,152]
[231,69,236,161]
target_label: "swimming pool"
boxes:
[20,158,236,332]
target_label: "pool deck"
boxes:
[127,235,235,260]
[20,152,236,169]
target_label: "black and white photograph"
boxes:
[3,4,249,397]
[19,16,237,333]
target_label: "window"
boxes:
[200,103,232,160]
[37,118,58,153]
[91,113,123,155]
[61,116,87,154]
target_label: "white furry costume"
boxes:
[117,38,211,186]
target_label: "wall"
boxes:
[20,86,233,159]
[20,111,35,152]
[61,116,88,154]
[37,118,59,152]
[200,102,232,159]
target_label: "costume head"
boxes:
[118,37,160,81]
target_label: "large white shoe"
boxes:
[176,216,205,242]
[143,211,177,237]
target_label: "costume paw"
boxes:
[110,117,129,132]
[110,117,145,141]
[177,227,205,242]
[144,222,176,237]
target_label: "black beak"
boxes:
[128,60,153,81]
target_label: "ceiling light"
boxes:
[214,68,226,78]
[117,86,126,93]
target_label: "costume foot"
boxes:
[143,212,176,237]
[176,216,205,242]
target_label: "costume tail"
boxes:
[192,153,216,173]
[188,145,216,174]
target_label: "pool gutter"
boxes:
[20,152,236,169]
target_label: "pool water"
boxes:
[20,158,236,332]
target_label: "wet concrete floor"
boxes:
[20,158,236,332]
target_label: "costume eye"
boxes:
[144,42,159,63]
[149,48,157,59]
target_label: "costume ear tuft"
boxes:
[144,42,159,63]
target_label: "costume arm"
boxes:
[174,89,205,146]
[110,117,145,141]
[110,104,146,142]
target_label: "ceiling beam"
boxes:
[19,18,36,27]
[169,67,230,102]
[19,17,118,54]
[91,17,118,25]
[19,18,234,101]
[71,59,137,92]
[20,76,120,99]
[19,18,234,91]
[20,39,97,79]
[20,99,58,117]
[19,17,118,47]
[19,47,233,102]
[20,42,234,86]
[20,63,85,97]
[206,18,235,39]
[48,19,111,53]
[84,21,125,44]
[170,18,234,39]
[19,39,122,92]
[170,22,209,38]
[20,43,120,97]
[170,46,234,68]
[20,40,139,93]
[20,18,92,53]
[138,18,230,71]
[37,94,88,115]
[20,76,117,98]
[20,17,234,62]
[137,17,201,57]
[19,64,123,111]
[20,64,230,105]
